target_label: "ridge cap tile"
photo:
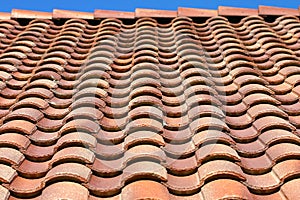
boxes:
[94,9,135,19]
[178,7,218,17]
[0,6,299,20]
[218,6,258,16]
[0,12,11,19]
[259,5,300,16]
[135,8,177,18]
[11,9,52,19]
[53,9,94,19]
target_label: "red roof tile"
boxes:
[259,5,300,16]
[52,9,94,19]
[11,9,52,19]
[0,6,300,200]
[178,7,218,17]
[135,8,177,18]
[0,12,11,19]
[94,9,135,19]
[218,6,258,16]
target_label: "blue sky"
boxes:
[0,0,299,12]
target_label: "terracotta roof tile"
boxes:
[52,9,94,19]
[94,9,135,19]
[41,181,89,200]
[11,9,52,19]
[135,8,177,18]
[121,180,170,200]
[201,179,251,200]
[0,6,300,199]
[178,7,218,17]
[0,164,17,183]
[281,179,300,199]
[259,5,300,16]
[218,6,258,16]
[0,133,30,150]
[0,185,9,200]
[0,12,11,19]
[45,163,92,183]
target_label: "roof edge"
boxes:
[11,9,52,19]
[0,6,299,20]
[94,9,135,19]
[259,5,299,16]
[218,6,258,16]
[135,8,177,18]
[53,9,94,19]
[178,7,217,17]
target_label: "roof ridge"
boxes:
[1,5,300,19]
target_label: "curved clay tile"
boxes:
[0,8,300,200]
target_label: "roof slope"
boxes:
[0,6,299,200]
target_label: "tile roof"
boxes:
[0,5,299,200]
